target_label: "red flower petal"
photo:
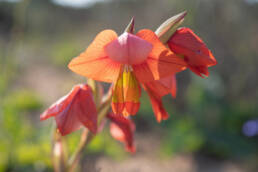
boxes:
[144,75,177,98]
[143,85,169,123]
[168,27,217,77]
[170,75,177,98]
[133,29,187,83]
[75,85,98,134]
[40,87,80,121]
[107,113,136,153]
[40,84,97,136]
[68,30,122,83]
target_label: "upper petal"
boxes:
[133,29,187,83]
[105,32,153,65]
[68,30,122,83]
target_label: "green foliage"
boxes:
[87,131,127,160]
[3,90,43,112]
[161,118,204,156]
[65,129,127,162]
[50,40,82,67]
[0,90,51,171]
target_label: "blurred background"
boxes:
[1,0,258,171]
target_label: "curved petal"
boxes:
[144,75,177,98]
[75,85,98,134]
[55,109,81,136]
[143,85,169,123]
[107,113,136,153]
[105,32,153,65]
[40,84,98,136]
[159,75,177,98]
[133,29,186,83]
[68,30,122,83]
[40,86,81,121]
[188,65,209,78]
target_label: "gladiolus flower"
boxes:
[68,22,186,116]
[167,27,217,77]
[40,84,97,136]
[107,113,135,153]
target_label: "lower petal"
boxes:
[112,69,141,115]
[144,75,177,98]
[112,72,124,114]
[123,102,140,116]
[143,85,169,123]
[170,75,177,98]
[75,85,98,134]
[188,65,209,78]
[107,113,136,153]
[123,70,141,115]
[55,111,81,136]
[112,102,125,115]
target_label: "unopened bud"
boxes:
[155,11,187,43]
[124,17,135,34]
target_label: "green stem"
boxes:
[67,129,93,172]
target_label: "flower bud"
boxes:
[155,11,187,43]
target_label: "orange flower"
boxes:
[107,113,135,153]
[168,27,217,77]
[40,84,97,136]
[68,23,186,116]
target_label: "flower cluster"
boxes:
[41,12,216,153]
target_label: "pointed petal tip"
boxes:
[181,11,187,18]
[40,115,46,121]
[108,113,136,153]
[155,11,187,40]
[126,145,136,154]
[171,93,176,99]
[124,17,135,33]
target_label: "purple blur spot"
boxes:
[242,120,258,137]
